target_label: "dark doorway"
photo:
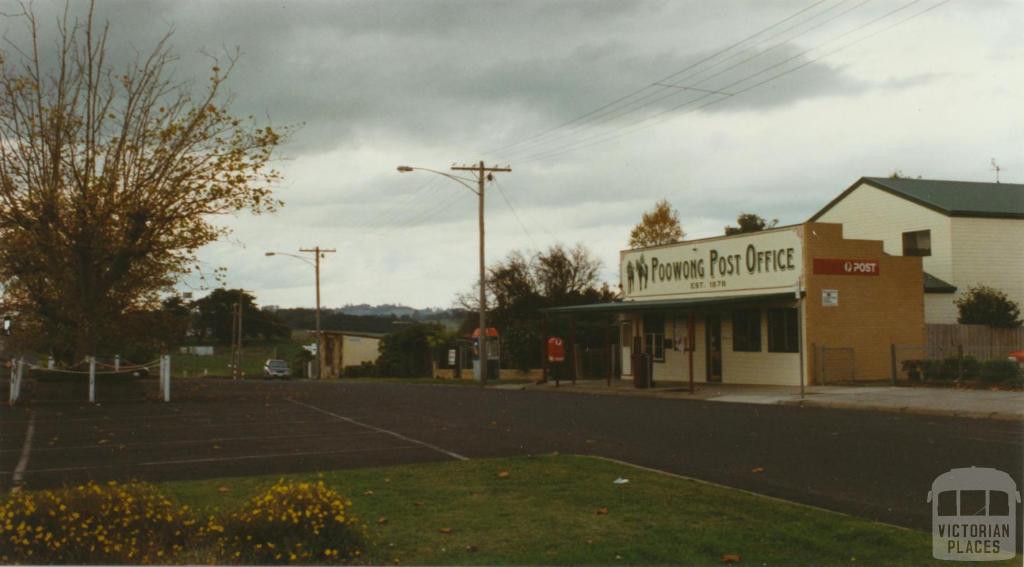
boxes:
[706,314,722,382]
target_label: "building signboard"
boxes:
[812,258,880,276]
[620,228,803,300]
[822,289,839,306]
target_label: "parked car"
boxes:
[263,359,291,378]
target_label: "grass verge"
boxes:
[159,454,956,566]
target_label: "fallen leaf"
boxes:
[97,439,108,445]
[596,507,609,515]
[213,444,221,450]
[363,489,375,496]
[464,545,478,553]
[414,501,424,507]
[721,553,741,563]
[439,527,452,534]
[377,517,388,525]
[217,486,230,493]
[751,467,765,473]
[497,470,510,479]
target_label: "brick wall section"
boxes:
[803,222,925,382]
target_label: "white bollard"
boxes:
[15,359,23,402]
[8,362,15,405]
[47,356,54,369]
[162,355,171,402]
[88,356,96,403]
[114,355,120,372]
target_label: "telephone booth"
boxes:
[472,327,500,381]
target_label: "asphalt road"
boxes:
[2,379,1021,532]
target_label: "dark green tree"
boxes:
[955,286,1022,328]
[724,213,778,235]
[192,289,289,343]
[377,323,447,377]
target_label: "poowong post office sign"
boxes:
[621,228,802,299]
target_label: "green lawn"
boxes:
[172,340,309,378]
[160,454,952,566]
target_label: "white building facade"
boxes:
[812,177,1024,324]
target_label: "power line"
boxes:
[484,0,838,159]
[497,0,878,162]
[492,177,540,251]
[515,0,946,165]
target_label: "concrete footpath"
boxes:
[492,379,1024,421]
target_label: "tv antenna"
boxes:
[990,158,1004,183]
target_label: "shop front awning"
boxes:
[541,292,799,315]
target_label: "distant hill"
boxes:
[275,305,467,334]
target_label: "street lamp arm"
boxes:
[265,251,315,267]
[396,166,479,195]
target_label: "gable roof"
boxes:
[811,177,1024,221]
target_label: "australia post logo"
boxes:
[929,467,1020,561]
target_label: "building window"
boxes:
[732,309,761,352]
[643,313,665,362]
[767,308,799,353]
[902,229,931,256]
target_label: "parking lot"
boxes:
[3,377,1022,532]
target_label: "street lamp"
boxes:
[265,248,335,378]
[397,162,510,383]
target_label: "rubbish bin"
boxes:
[631,352,651,388]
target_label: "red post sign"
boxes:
[547,337,565,363]
[812,258,880,276]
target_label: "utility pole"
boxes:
[231,289,251,380]
[299,247,336,379]
[451,161,511,383]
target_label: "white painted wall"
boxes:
[816,182,954,282]
[651,311,799,385]
[924,294,959,324]
[950,217,1024,315]
[342,335,381,367]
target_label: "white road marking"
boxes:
[286,397,468,461]
[11,410,36,491]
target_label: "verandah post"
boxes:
[88,356,96,403]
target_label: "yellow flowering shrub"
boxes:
[218,479,365,564]
[0,481,209,564]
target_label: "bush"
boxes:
[0,481,209,564]
[955,285,1022,327]
[218,479,365,564]
[979,360,1020,383]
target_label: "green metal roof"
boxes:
[542,292,798,315]
[923,272,957,294]
[812,177,1024,220]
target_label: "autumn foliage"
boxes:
[0,3,287,361]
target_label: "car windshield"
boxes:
[267,360,288,369]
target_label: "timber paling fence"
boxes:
[925,323,1024,360]
[7,355,171,406]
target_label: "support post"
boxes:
[540,318,548,384]
[687,312,695,394]
[88,356,96,403]
[604,322,611,386]
[8,360,15,405]
[163,355,171,402]
[797,284,805,399]
[956,344,964,381]
[114,355,120,372]
[890,343,897,385]
[47,356,54,369]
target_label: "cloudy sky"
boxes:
[7,0,1021,309]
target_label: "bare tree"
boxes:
[0,3,287,361]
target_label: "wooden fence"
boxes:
[926,324,1024,360]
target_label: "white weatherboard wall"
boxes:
[951,217,1024,314]
[342,336,381,367]
[816,182,954,282]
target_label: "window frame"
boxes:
[732,308,762,352]
[766,308,800,353]
[902,229,932,257]
[643,313,666,362]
